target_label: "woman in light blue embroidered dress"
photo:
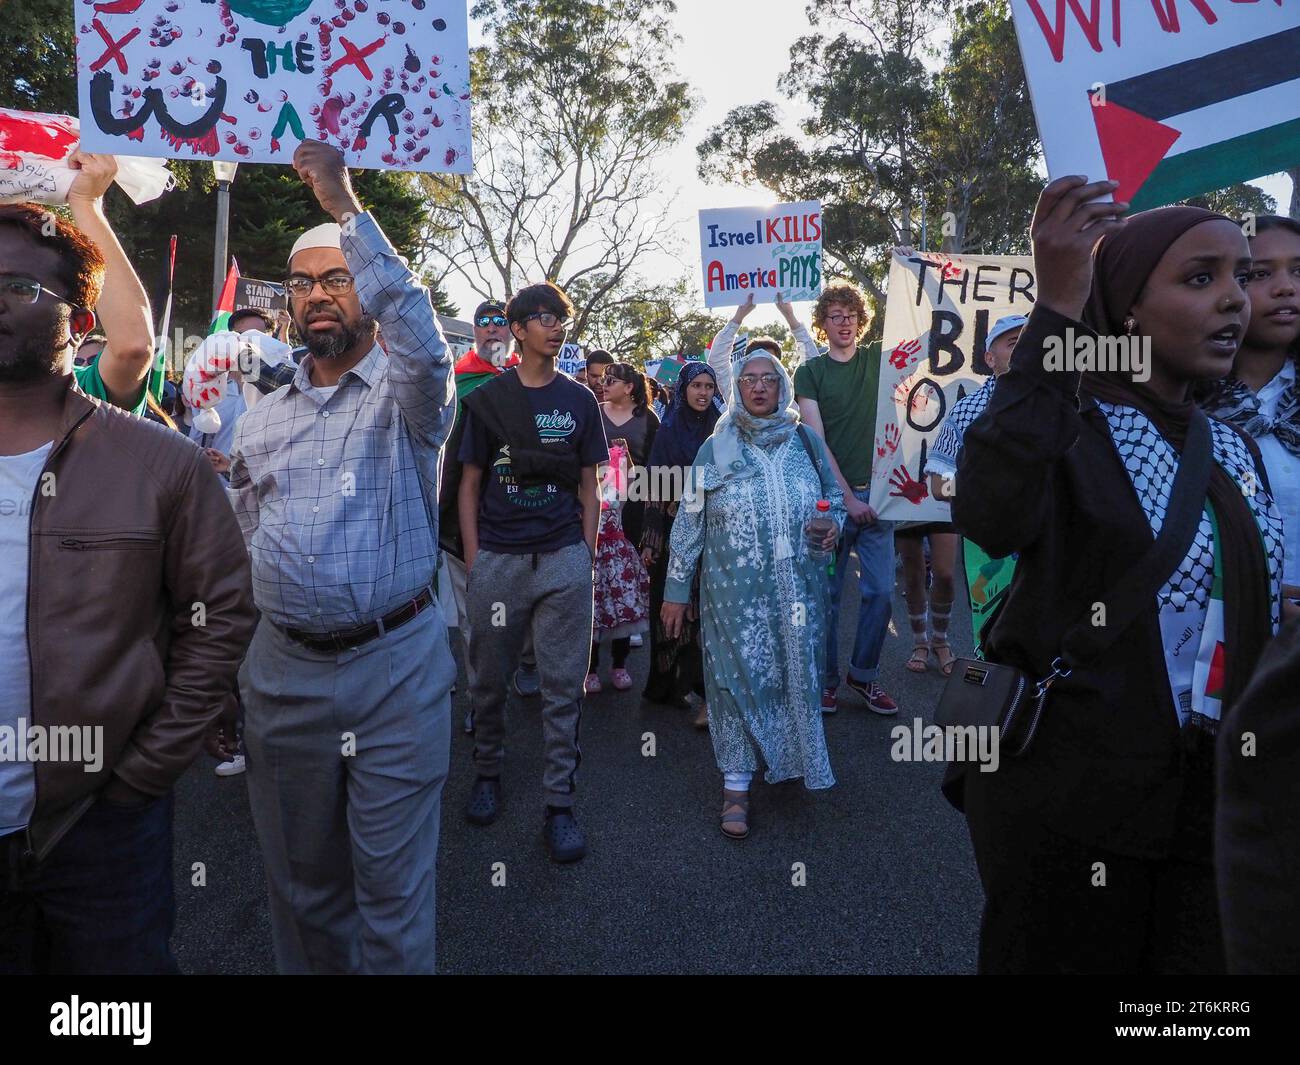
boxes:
[662,341,845,839]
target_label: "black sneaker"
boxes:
[513,664,541,697]
[542,808,587,863]
[466,777,500,826]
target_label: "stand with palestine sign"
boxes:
[1010,1,1300,210]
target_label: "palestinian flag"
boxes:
[150,234,176,403]
[453,348,519,401]
[209,259,241,334]
[1091,25,1300,210]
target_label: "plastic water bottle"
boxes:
[806,500,835,561]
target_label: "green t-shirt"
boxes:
[792,341,882,487]
[73,355,148,417]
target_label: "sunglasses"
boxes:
[476,314,507,328]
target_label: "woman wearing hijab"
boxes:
[1199,215,1300,621]
[950,178,1283,974]
[663,341,845,839]
[640,361,723,722]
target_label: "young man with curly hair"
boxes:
[790,283,897,716]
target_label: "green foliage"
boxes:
[1185,185,1277,223]
[0,1,443,336]
[698,0,1040,320]
[0,0,76,115]
[425,0,696,338]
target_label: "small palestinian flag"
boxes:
[210,259,241,334]
[1091,25,1300,210]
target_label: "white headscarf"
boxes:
[710,351,800,478]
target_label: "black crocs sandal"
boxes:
[543,808,587,863]
[466,777,500,826]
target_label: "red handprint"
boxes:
[889,337,922,370]
[875,423,901,460]
[888,464,929,505]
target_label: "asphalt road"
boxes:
[172,551,984,975]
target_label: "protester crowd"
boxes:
[2,141,1298,978]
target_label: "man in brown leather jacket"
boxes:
[0,203,256,974]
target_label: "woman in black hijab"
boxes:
[949,177,1283,974]
[640,362,722,718]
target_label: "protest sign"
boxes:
[235,277,287,317]
[0,107,174,205]
[1010,1,1300,210]
[74,0,472,174]
[697,200,822,309]
[964,539,1016,658]
[557,343,585,377]
[869,251,1035,523]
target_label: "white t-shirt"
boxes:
[0,441,54,836]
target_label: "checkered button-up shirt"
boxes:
[228,212,455,631]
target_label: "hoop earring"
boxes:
[1123,317,1137,336]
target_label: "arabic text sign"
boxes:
[74,0,471,174]
[1010,1,1300,210]
[698,200,822,309]
[870,252,1036,522]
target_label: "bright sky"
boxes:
[451,1,1295,332]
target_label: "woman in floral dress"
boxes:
[587,443,651,692]
[663,342,844,838]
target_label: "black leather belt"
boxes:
[283,586,434,653]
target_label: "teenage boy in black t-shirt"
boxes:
[458,283,606,862]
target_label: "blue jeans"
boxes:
[0,793,178,974]
[825,489,895,688]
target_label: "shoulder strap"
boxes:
[795,423,836,500]
[1057,405,1214,673]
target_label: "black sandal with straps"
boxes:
[721,789,750,840]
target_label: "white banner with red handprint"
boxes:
[869,250,1035,521]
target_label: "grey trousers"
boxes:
[241,605,453,975]
[443,551,535,689]
[466,542,593,807]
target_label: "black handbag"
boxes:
[935,406,1214,757]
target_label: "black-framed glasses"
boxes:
[738,372,781,387]
[283,273,356,299]
[476,313,508,328]
[524,311,572,330]
[825,313,859,326]
[0,273,83,310]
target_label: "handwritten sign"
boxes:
[1010,1,1300,210]
[697,200,822,309]
[557,343,585,377]
[870,251,1035,522]
[74,0,472,174]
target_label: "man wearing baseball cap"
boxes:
[227,141,457,975]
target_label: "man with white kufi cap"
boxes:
[227,140,456,975]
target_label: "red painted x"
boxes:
[89,18,139,75]
[325,35,385,80]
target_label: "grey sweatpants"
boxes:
[241,605,453,975]
[466,541,593,807]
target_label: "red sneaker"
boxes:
[846,677,898,716]
[820,686,838,714]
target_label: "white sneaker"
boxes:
[629,633,643,648]
[215,754,246,777]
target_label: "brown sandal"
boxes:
[932,641,956,677]
[721,789,749,839]
[906,643,931,673]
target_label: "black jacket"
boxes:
[948,305,1266,860]
[1216,618,1300,973]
